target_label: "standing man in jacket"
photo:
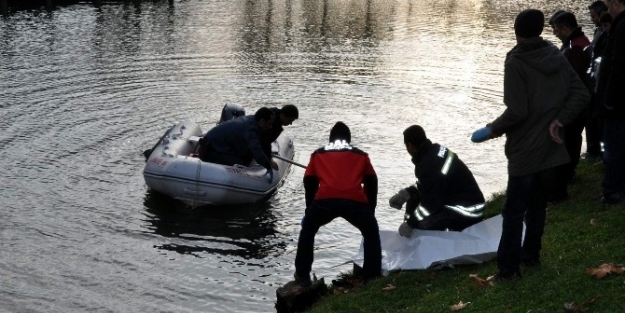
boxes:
[472,9,589,280]
[596,0,625,204]
[388,125,486,237]
[550,11,592,201]
[200,107,278,173]
[294,122,381,286]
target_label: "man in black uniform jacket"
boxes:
[389,125,486,237]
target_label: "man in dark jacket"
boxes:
[596,0,625,204]
[261,105,299,157]
[389,125,485,237]
[472,9,589,280]
[200,107,278,173]
[550,11,592,201]
[294,122,380,286]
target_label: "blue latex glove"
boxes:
[471,126,491,143]
[266,168,274,183]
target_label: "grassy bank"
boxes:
[307,158,625,313]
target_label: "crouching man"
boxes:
[390,125,486,237]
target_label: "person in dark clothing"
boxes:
[596,0,625,204]
[472,9,589,280]
[388,125,485,237]
[550,11,592,201]
[586,1,610,159]
[294,122,381,286]
[200,107,278,172]
[261,105,299,157]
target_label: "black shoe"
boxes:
[331,277,354,288]
[521,258,541,267]
[490,271,521,283]
[597,194,623,205]
[294,273,312,287]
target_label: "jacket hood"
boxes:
[505,37,566,75]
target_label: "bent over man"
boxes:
[294,122,381,286]
[389,125,486,237]
[200,107,278,173]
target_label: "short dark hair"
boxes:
[515,9,545,38]
[329,121,351,143]
[254,107,274,122]
[553,11,579,30]
[280,105,299,119]
[548,10,566,26]
[403,125,427,147]
[588,1,608,14]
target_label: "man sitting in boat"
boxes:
[199,107,279,172]
[261,104,299,157]
[389,125,486,237]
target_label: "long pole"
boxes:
[273,154,307,169]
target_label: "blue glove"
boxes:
[266,168,274,183]
[471,126,491,143]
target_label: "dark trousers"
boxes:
[497,168,553,275]
[602,119,625,197]
[406,197,482,231]
[295,199,381,279]
[551,114,586,200]
[585,95,604,157]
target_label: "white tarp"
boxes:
[352,214,505,274]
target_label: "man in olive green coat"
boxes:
[471,9,590,280]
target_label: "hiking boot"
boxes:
[294,273,311,287]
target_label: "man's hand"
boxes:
[549,119,564,144]
[389,189,410,209]
[270,160,279,170]
[471,126,492,143]
[398,222,413,238]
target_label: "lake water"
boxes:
[0,0,593,312]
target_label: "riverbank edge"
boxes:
[305,157,625,312]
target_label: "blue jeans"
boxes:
[497,168,553,275]
[295,199,381,279]
[602,119,625,198]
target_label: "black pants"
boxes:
[295,199,381,279]
[497,167,554,275]
[551,114,586,200]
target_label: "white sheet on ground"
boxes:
[352,214,505,274]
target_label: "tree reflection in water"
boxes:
[142,190,287,259]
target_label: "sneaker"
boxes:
[294,273,312,287]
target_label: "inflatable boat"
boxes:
[143,105,295,206]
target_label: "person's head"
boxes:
[254,107,275,132]
[588,1,608,26]
[279,104,299,126]
[515,9,545,43]
[552,11,579,42]
[600,12,613,32]
[329,121,351,143]
[402,125,427,156]
[605,0,625,19]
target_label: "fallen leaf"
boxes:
[590,219,596,226]
[451,300,470,311]
[563,302,583,312]
[381,284,396,291]
[585,263,625,278]
[469,274,493,287]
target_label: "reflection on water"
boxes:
[143,191,286,259]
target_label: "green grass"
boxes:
[307,159,625,313]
